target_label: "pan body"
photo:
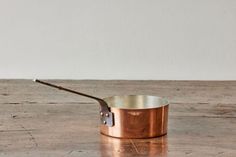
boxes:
[100,95,169,138]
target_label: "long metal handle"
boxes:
[33,79,114,126]
[34,79,102,101]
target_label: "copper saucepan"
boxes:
[34,79,169,139]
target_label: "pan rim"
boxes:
[103,95,169,110]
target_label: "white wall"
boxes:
[0,0,236,80]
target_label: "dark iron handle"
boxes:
[33,79,114,126]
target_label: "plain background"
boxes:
[0,0,235,80]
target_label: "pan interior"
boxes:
[103,95,168,109]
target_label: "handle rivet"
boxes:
[105,113,109,117]
[103,120,107,124]
[100,112,104,116]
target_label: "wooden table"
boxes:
[0,80,235,157]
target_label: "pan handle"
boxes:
[33,79,114,127]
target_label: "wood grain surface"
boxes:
[0,80,235,157]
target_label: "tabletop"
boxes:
[0,80,235,157]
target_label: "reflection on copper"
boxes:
[100,135,168,157]
[100,105,168,138]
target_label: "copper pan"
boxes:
[34,79,169,139]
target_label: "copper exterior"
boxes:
[100,101,169,138]
[100,135,168,156]
[34,80,169,139]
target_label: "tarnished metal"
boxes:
[34,79,114,127]
[100,112,114,127]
